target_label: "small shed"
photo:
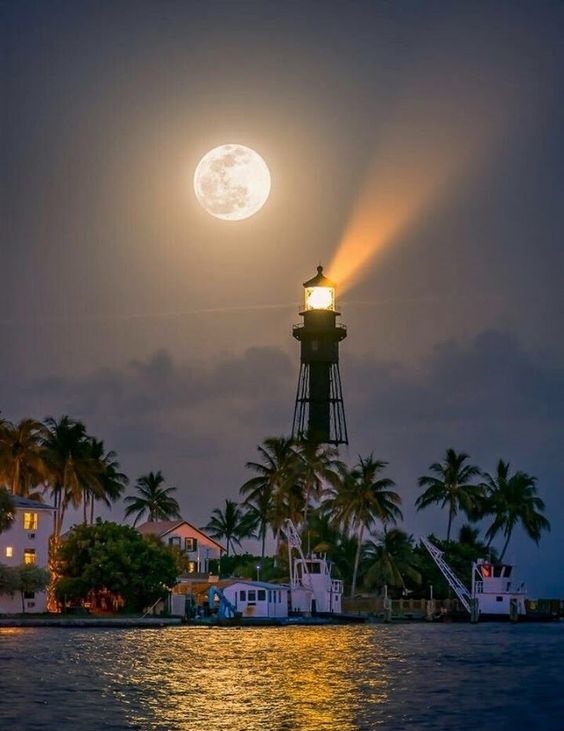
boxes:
[222,580,289,619]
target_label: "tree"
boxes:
[481,460,550,561]
[0,487,15,534]
[363,529,421,595]
[240,437,302,554]
[416,448,482,541]
[83,439,128,524]
[123,471,181,526]
[0,418,47,497]
[294,440,344,547]
[42,416,100,536]
[324,455,402,597]
[203,499,255,557]
[14,564,50,613]
[0,563,19,598]
[55,521,179,612]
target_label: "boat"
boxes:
[421,537,557,622]
[285,519,367,623]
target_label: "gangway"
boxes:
[421,537,472,613]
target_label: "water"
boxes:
[0,623,563,730]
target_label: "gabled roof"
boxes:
[136,518,225,552]
[12,496,55,511]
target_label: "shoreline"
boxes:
[0,616,183,628]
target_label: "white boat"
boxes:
[285,519,344,615]
[471,558,527,618]
[421,537,528,621]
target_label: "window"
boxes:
[24,549,36,565]
[23,512,38,530]
[496,596,503,602]
[240,590,246,601]
[248,590,256,604]
[185,537,197,552]
[257,590,266,601]
[187,561,196,573]
[5,547,13,558]
[24,591,35,599]
[168,536,181,547]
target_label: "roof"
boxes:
[136,518,225,551]
[223,580,289,591]
[12,496,55,511]
[303,265,335,289]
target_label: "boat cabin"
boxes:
[472,559,527,616]
[220,581,289,619]
[290,555,343,615]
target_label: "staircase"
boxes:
[421,537,472,613]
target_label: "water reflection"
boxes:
[103,626,387,731]
[3,624,561,731]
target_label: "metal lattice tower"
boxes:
[291,266,348,445]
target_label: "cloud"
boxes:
[1,330,562,594]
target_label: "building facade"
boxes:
[137,519,224,579]
[0,497,55,614]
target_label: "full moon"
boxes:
[193,144,271,221]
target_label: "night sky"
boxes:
[3,1,563,595]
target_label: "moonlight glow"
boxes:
[194,144,271,221]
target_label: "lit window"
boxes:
[23,513,38,530]
[187,561,196,573]
[23,549,36,565]
[5,546,13,558]
[185,537,197,552]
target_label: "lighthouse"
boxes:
[291,266,348,445]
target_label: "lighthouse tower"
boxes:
[291,266,348,445]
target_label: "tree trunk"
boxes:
[499,531,512,561]
[446,507,454,541]
[350,524,365,598]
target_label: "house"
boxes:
[220,580,289,619]
[137,519,225,616]
[137,517,224,586]
[0,496,55,614]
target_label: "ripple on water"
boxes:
[0,623,563,730]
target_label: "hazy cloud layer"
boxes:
[2,330,562,594]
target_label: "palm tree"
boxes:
[0,487,15,534]
[239,486,271,558]
[203,499,255,557]
[84,439,129,524]
[363,529,421,594]
[416,448,482,541]
[294,440,344,548]
[325,455,402,597]
[0,418,47,497]
[123,470,181,526]
[42,416,100,536]
[240,437,302,554]
[480,460,550,561]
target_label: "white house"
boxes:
[220,580,289,619]
[0,496,55,614]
